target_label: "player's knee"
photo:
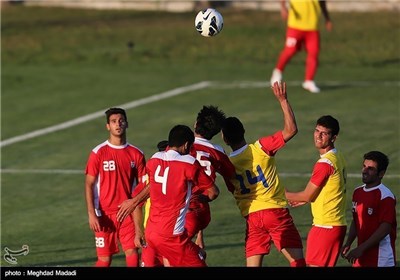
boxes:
[95,258,111,267]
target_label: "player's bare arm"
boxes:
[116,184,150,222]
[285,181,321,204]
[271,81,298,142]
[85,174,101,232]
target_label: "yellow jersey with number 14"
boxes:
[228,132,288,217]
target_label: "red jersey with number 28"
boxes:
[145,149,214,237]
[85,140,147,215]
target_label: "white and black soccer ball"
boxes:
[195,8,224,37]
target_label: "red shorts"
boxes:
[94,212,136,257]
[146,230,206,267]
[245,208,303,258]
[141,246,163,267]
[285,27,320,53]
[185,203,211,239]
[306,225,347,267]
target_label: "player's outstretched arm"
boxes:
[117,184,150,222]
[271,81,298,142]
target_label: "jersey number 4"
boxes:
[155,165,170,194]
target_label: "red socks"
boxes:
[290,258,306,267]
[126,253,139,267]
[95,259,111,267]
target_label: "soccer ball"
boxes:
[195,8,224,37]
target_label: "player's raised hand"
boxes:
[271,80,287,102]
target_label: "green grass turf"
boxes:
[1,5,399,267]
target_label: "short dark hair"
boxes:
[316,115,340,136]
[168,125,194,148]
[195,105,226,140]
[221,117,245,145]
[363,151,389,174]
[157,140,169,151]
[105,108,127,123]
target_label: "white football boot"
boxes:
[302,80,321,93]
[270,68,282,86]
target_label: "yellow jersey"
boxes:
[287,0,322,31]
[229,132,288,217]
[311,149,347,226]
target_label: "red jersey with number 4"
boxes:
[145,149,214,237]
[85,140,147,215]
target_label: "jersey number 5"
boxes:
[195,151,211,176]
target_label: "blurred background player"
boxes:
[221,81,305,267]
[84,107,147,267]
[341,151,397,267]
[270,0,332,93]
[286,115,347,267]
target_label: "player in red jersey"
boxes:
[118,125,220,267]
[134,108,234,266]
[341,151,397,267]
[134,141,168,267]
[84,107,147,267]
[188,105,236,255]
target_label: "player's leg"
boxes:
[281,248,306,267]
[306,225,346,267]
[95,256,112,267]
[94,215,118,267]
[246,255,264,267]
[304,30,320,81]
[141,245,164,267]
[302,30,321,93]
[118,213,140,267]
[124,248,139,267]
[266,208,306,267]
[245,211,272,267]
[146,230,206,267]
[271,27,303,85]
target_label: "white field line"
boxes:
[0,81,211,148]
[1,80,399,177]
[1,169,399,179]
[2,80,399,148]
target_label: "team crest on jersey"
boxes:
[368,207,373,215]
[131,161,135,168]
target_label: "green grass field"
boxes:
[1,5,399,268]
